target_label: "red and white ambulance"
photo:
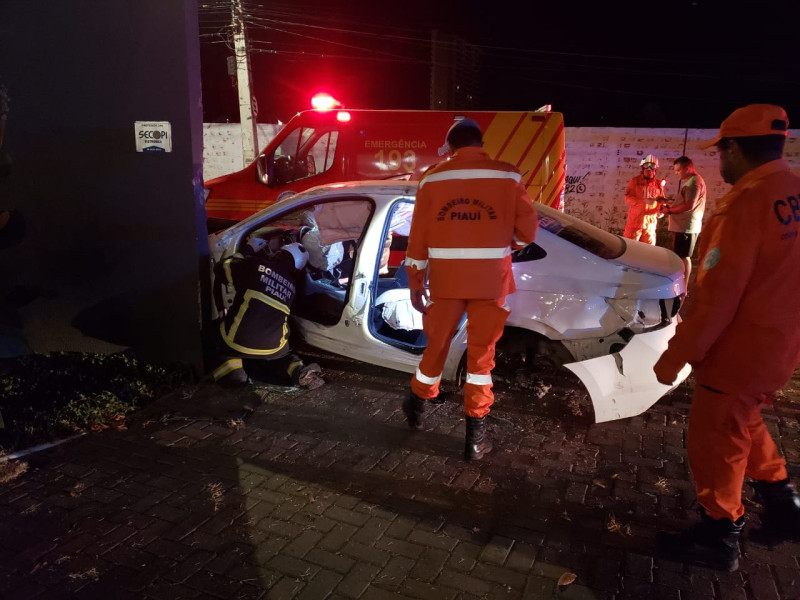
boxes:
[204,106,565,226]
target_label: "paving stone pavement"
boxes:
[1,352,799,600]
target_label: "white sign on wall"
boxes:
[135,121,172,153]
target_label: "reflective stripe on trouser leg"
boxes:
[639,224,657,246]
[415,368,441,386]
[286,355,304,378]
[688,385,788,521]
[411,297,467,400]
[463,297,509,418]
[212,358,245,382]
[466,373,492,385]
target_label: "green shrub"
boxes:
[56,391,135,432]
[0,350,193,451]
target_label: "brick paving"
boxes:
[1,353,799,599]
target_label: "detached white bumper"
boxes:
[564,321,691,423]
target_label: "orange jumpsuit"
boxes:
[654,159,800,521]
[405,146,538,417]
[623,174,663,244]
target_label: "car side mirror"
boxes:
[256,154,274,187]
[512,243,547,262]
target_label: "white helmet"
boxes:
[640,154,659,169]
[281,242,309,270]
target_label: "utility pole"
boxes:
[231,0,258,166]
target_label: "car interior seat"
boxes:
[370,263,427,352]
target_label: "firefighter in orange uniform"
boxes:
[623,154,666,244]
[402,119,538,461]
[654,104,800,571]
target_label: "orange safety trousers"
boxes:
[623,217,658,245]
[411,297,509,418]
[688,384,788,521]
[623,223,657,245]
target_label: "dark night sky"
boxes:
[198,0,798,128]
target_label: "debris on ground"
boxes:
[606,513,633,536]
[207,482,225,511]
[67,568,99,581]
[0,458,28,483]
[69,482,86,498]
[531,378,552,398]
[558,572,578,587]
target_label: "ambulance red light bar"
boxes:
[311,93,342,111]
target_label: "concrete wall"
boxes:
[0,1,206,368]
[564,128,800,234]
[203,123,800,235]
[203,123,281,181]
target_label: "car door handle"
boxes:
[350,275,369,317]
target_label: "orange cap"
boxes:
[700,104,790,149]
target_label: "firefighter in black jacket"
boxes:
[212,241,324,389]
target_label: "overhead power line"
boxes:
[195,2,797,107]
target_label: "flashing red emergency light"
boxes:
[336,111,351,122]
[311,93,341,111]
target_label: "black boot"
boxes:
[656,511,744,571]
[402,393,425,429]
[464,416,493,461]
[749,478,800,546]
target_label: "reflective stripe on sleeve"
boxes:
[428,247,511,259]
[466,373,492,386]
[415,368,442,385]
[404,257,428,270]
[419,169,522,188]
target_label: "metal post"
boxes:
[231,0,258,167]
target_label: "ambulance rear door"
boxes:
[350,110,566,209]
[479,111,565,209]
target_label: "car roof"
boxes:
[293,180,420,201]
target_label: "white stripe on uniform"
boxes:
[428,247,511,259]
[415,368,442,385]
[466,373,492,385]
[404,257,429,270]
[419,168,522,188]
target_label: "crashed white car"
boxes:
[208,181,690,422]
